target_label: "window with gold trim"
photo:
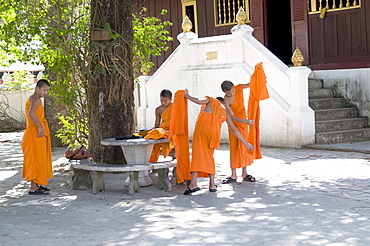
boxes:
[214,0,250,26]
[182,0,198,33]
[308,0,361,14]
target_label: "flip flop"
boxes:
[29,189,49,195]
[243,175,256,182]
[39,186,50,191]
[209,185,217,192]
[222,177,237,184]
[183,187,200,195]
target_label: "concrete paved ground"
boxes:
[1,132,370,246]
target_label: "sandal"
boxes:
[39,186,50,191]
[209,185,217,192]
[243,175,256,182]
[183,187,200,195]
[29,189,49,195]
[222,177,236,184]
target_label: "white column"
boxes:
[136,75,151,130]
[286,66,315,147]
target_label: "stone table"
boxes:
[101,138,171,186]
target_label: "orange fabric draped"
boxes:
[22,98,52,185]
[191,97,226,177]
[148,104,174,162]
[169,90,191,183]
[229,84,253,168]
[247,62,269,159]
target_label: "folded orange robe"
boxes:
[22,98,52,185]
[247,62,269,159]
[148,104,174,162]
[191,97,226,177]
[229,84,253,169]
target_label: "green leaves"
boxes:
[133,8,173,75]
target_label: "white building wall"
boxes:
[311,69,370,122]
[136,25,315,148]
[0,90,33,125]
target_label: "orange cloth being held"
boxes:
[191,97,226,177]
[22,98,52,186]
[247,62,269,159]
[169,90,191,183]
[229,84,253,169]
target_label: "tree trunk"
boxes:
[88,0,134,164]
[44,95,69,147]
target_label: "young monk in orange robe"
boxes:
[22,79,53,195]
[248,62,269,159]
[149,89,175,162]
[183,89,254,195]
[221,81,256,184]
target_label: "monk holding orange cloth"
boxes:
[248,62,269,160]
[22,79,53,195]
[183,89,254,195]
[149,89,175,162]
[221,80,256,184]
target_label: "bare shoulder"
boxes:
[29,94,40,106]
[155,105,165,116]
[224,95,233,105]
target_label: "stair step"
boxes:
[315,108,358,120]
[309,98,346,110]
[315,128,370,144]
[315,118,368,133]
[308,79,323,89]
[309,88,333,99]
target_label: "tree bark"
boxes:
[88,0,134,164]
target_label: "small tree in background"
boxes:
[0,1,173,152]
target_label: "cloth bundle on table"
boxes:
[247,62,269,159]
[22,98,53,186]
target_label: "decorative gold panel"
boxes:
[214,0,250,26]
[308,0,361,14]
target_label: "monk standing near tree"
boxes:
[148,89,175,162]
[221,80,256,184]
[183,89,254,195]
[22,79,52,195]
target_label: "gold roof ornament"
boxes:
[182,15,193,33]
[236,7,247,25]
[292,47,304,66]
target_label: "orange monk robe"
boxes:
[169,90,191,183]
[191,97,226,177]
[248,62,269,159]
[229,84,253,169]
[22,98,53,186]
[148,104,175,162]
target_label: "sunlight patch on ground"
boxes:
[0,170,18,181]
[12,195,77,207]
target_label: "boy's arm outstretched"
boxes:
[184,89,209,105]
[224,103,254,152]
[241,83,250,89]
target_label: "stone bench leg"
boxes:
[90,171,105,194]
[72,169,92,190]
[128,171,140,195]
[156,168,172,191]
